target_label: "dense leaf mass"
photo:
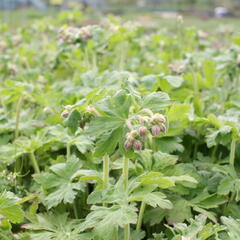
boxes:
[1,10,240,240]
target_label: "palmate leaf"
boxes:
[25,213,93,240]
[140,92,171,111]
[94,127,123,157]
[167,104,192,136]
[166,198,192,224]
[129,188,172,209]
[206,125,232,147]
[169,214,223,240]
[48,125,93,153]
[221,216,240,239]
[154,136,184,153]
[63,109,81,133]
[86,90,131,157]
[34,157,85,209]
[0,192,24,224]
[80,204,138,239]
[140,172,197,189]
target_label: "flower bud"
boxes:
[139,126,147,137]
[61,110,69,118]
[86,105,100,116]
[43,107,52,114]
[129,130,138,138]
[151,125,161,136]
[64,105,73,111]
[152,113,166,124]
[138,116,149,124]
[159,124,166,134]
[133,140,142,151]
[126,119,133,130]
[124,139,133,150]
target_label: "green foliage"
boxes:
[1,10,240,240]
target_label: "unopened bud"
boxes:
[139,126,147,137]
[61,110,69,118]
[133,140,142,151]
[138,116,149,124]
[64,105,73,111]
[151,125,161,136]
[152,113,166,124]
[124,140,133,150]
[43,107,52,114]
[159,124,166,134]
[129,130,138,138]
[86,105,100,116]
[126,119,133,129]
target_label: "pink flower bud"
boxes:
[133,140,142,151]
[151,125,161,136]
[61,110,69,118]
[139,126,147,137]
[159,124,166,134]
[124,140,133,150]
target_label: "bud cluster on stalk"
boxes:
[58,26,93,44]
[124,109,167,151]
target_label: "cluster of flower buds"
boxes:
[61,105,73,118]
[124,109,167,151]
[58,26,92,44]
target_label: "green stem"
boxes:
[115,226,119,240]
[29,152,40,174]
[119,42,127,71]
[67,143,71,161]
[123,156,129,191]
[230,138,236,166]
[73,200,79,219]
[15,95,24,139]
[123,156,130,240]
[190,67,199,96]
[92,50,97,70]
[103,154,110,188]
[136,201,146,232]
[124,224,130,240]
[193,142,198,160]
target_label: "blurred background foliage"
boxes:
[0,0,240,32]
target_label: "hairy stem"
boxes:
[67,143,71,161]
[73,200,79,219]
[29,152,40,174]
[123,156,129,191]
[115,226,119,240]
[229,138,236,166]
[136,201,146,232]
[15,95,24,139]
[103,154,110,188]
[123,156,130,240]
[124,224,130,240]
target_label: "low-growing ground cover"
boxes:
[1,10,240,240]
